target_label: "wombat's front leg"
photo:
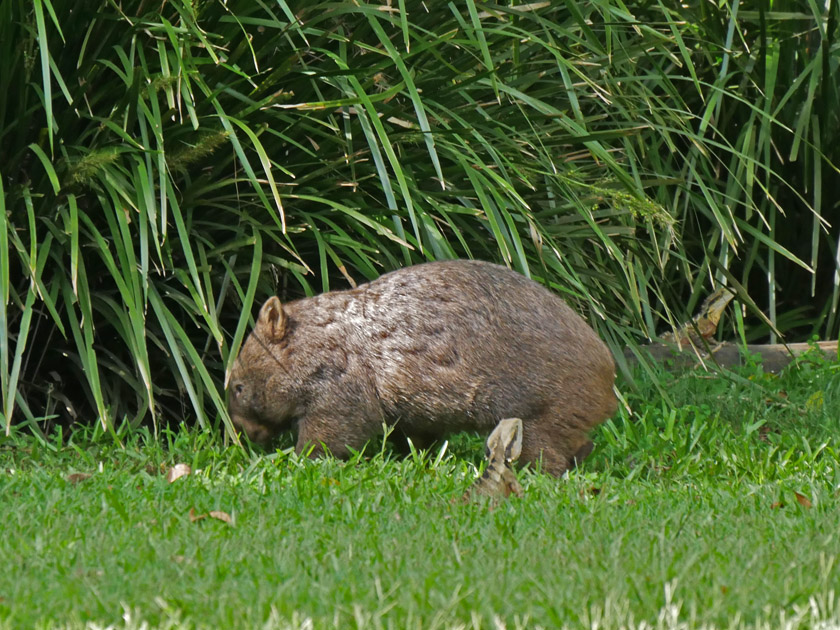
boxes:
[295,415,377,460]
[569,440,594,469]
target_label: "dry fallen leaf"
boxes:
[209,510,232,524]
[770,501,783,509]
[66,473,92,484]
[166,463,191,483]
[189,508,233,525]
[794,492,812,508]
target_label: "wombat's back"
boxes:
[337,260,616,435]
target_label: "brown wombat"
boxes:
[228,260,617,476]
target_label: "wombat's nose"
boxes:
[236,421,270,446]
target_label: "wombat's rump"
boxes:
[228,260,617,476]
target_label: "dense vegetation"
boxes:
[1,0,838,436]
[3,355,839,629]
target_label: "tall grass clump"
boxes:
[1,0,837,437]
[640,2,840,341]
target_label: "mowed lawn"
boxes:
[2,357,840,630]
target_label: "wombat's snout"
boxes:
[230,411,273,446]
[228,380,270,445]
[240,423,272,446]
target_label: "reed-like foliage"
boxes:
[1,0,837,436]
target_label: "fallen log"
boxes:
[625,340,839,373]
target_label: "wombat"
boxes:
[228,259,617,476]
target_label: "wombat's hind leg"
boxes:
[518,426,573,477]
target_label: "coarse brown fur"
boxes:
[228,260,617,476]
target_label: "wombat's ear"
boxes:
[258,296,287,342]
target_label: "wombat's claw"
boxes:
[464,417,524,502]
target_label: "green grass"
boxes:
[3,355,840,630]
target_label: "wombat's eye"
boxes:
[233,383,244,397]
